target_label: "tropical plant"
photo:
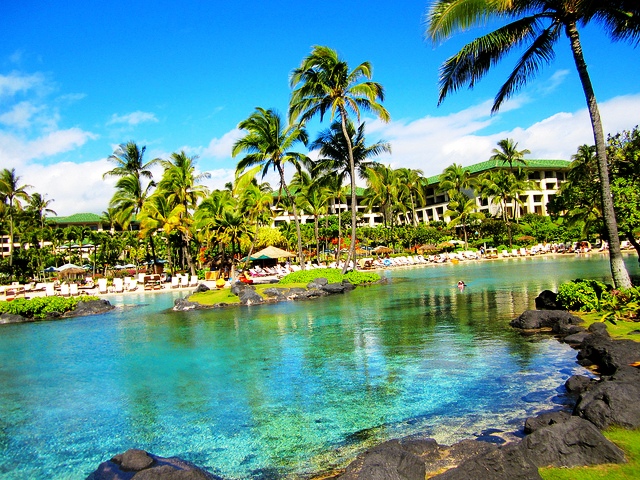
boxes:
[490,138,530,171]
[396,168,426,226]
[0,168,32,266]
[233,107,308,269]
[290,45,391,273]
[26,193,56,279]
[438,163,475,197]
[425,0,639,288]
[444,194,484,248]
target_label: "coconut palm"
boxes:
[109,174,155,229]
[363,165,402,244]
[425,0,639,287]
[438,163,475,199]
[139,194,186,273]
[291,169,330,262]
[27,193,56,279]
[158,151,210,275]
[233,107,308,269]
[490,138,530,171]
[103,141,159,181]
[396,168,425,226]
[444,195,484,249]
[0,168,32,266]
[290,45,390,273]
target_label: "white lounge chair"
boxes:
[45,283,55,297]
[171,276,180,289]
[127,279,138,291]
[98,278,108,294]
[69,284,79,296]
[113,278,124,293]
[60,284,70,297]
[180,275,189,288]
[189,275,198,287]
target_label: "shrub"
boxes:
[279,268,380,286]
[0,296,100,319]
[600,287,640,323]
[557,279,612,312]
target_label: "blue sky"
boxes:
[1,0,639,215]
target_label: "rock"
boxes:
[119,449,155,471]
[66,299,115,318]
[321,283,346,294]
[286,287,308,299]
[262,287,290,301]
[432,443,541,480]
[230,282,254,296]
[237,288,263,306]
[575,376,640,429]
[342,280,355,291]
[588,322,610,337]
[194,283,210,293]
[523,411,572,434]
[578,332,640,373]
[0,312,30,324]
[87,449,221,480]
[563,332,590,345]
[565,375,594,395]
[535,290,563,310]
[173,298,202,311]
[510,310,583,331]
[307,278,329,289]
[520,416,626,467]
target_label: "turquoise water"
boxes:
[0,254,638,479]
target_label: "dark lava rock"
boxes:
[565,375,594,395]
[194,283,210,293]
[575,375,640,429]
[173,298,205,311]
[307,277,329,289]
[588,322,610,337]
[230,282,254,296]
[87,449,221,480]
[578,330,640,373]
[535,290,564,310]
[520,416,626,467]
[523,411,572,434]
[321,283,346,294]
[68,299,115,317]
[510,310,583,331]
[0,312,29,324]
[563,332,590,345]
[237,288,263,306]
[262,287,289,301]
[432,443,541,480]
[342,279,355,291]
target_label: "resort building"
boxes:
[271,159,571,227]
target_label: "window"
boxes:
[534,195,543,203]
[529,171,541,180]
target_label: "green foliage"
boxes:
[600,287,640,324]
[279,268,380,286]
[0,295,100,319]
[557,279,611,312]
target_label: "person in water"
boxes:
[457,280,467,291]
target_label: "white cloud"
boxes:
[370,93,640,178]
[0,128,97,167]
[0,71,45,97]
[201,128,242,159]
[0,101,41,128]
[107,111,158,126]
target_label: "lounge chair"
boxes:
[69,284,79,296]
[98,278,108,294]
[171,277,180,289]
[189,275,198,287]
[127,279,138,291]
[180,275,189,288]
[501,250,510,258]
[60,284,70,297]
[44,283,55,297]
[113,278,124,293]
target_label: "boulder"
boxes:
[0,312,29,324]
[230,282,254,296]
[565,375,594,395]
[562,332,590,345]
[523,411,572,434]
[66,299,115,318]
[194,283,210,293]
[431,443,541,480]
[510,310,583,331]
[519,416,626,467]
[262,287,290,301]
[173,298,204,311]
[575,376,640,429]
[87,449,221,480]
[321,283,346,295]
[342,280,355,291]
[237,288,263,306]
[578,331,640,373]
[588,322,610,337]
[535,290,564,310]
[307,278,329,289]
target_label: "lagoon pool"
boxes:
[0,254,638,479]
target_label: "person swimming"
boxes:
[457,280,466,291]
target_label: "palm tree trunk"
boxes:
[565,22,631,289]
[314,215,320,263]
[336,204,342,262]
[183,232,196,275]
[279,166,305,270]
[340,109,358,273]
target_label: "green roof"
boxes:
[49,213,103,224]
[426,159,571,185]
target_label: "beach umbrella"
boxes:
[251,246,296,259]
[373,246,392,254]
[57,263,86,277]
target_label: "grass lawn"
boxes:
[578,312,640,340]
[540,427,640,480]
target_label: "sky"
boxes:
[1,0,639,216]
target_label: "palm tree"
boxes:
[232,107,308,269]
[158,151,210,275]
[490,138,530,171]
[0,168,32,266]
[444,195,484,249]
[438,162,475,200]
[425,0,639,288]
[103,141,159,181]
[290,45,391,273]
[363,165,402,245]
[396,168,425,226]
[291,169,330,262]
[139,193,185,272]
[27,193,56,279]
[109,174,155,229]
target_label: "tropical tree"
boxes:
[396,168,426,226]
[232,107,308,269]
[444,195,484,249]
[109,174,155,229]
[490,138,530,171]
[291,169,330,262]
[103,141,159,181]
[290,45,391,273]
[139,193,185,273]
[425,0,639,287]
[438,163,475,197]
[363,164,403,244]
[26,193,56,279]
[158,151,210,275]
[0,168,32,266]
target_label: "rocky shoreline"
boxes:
[0,299,115,325]
[86,289,640,480]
